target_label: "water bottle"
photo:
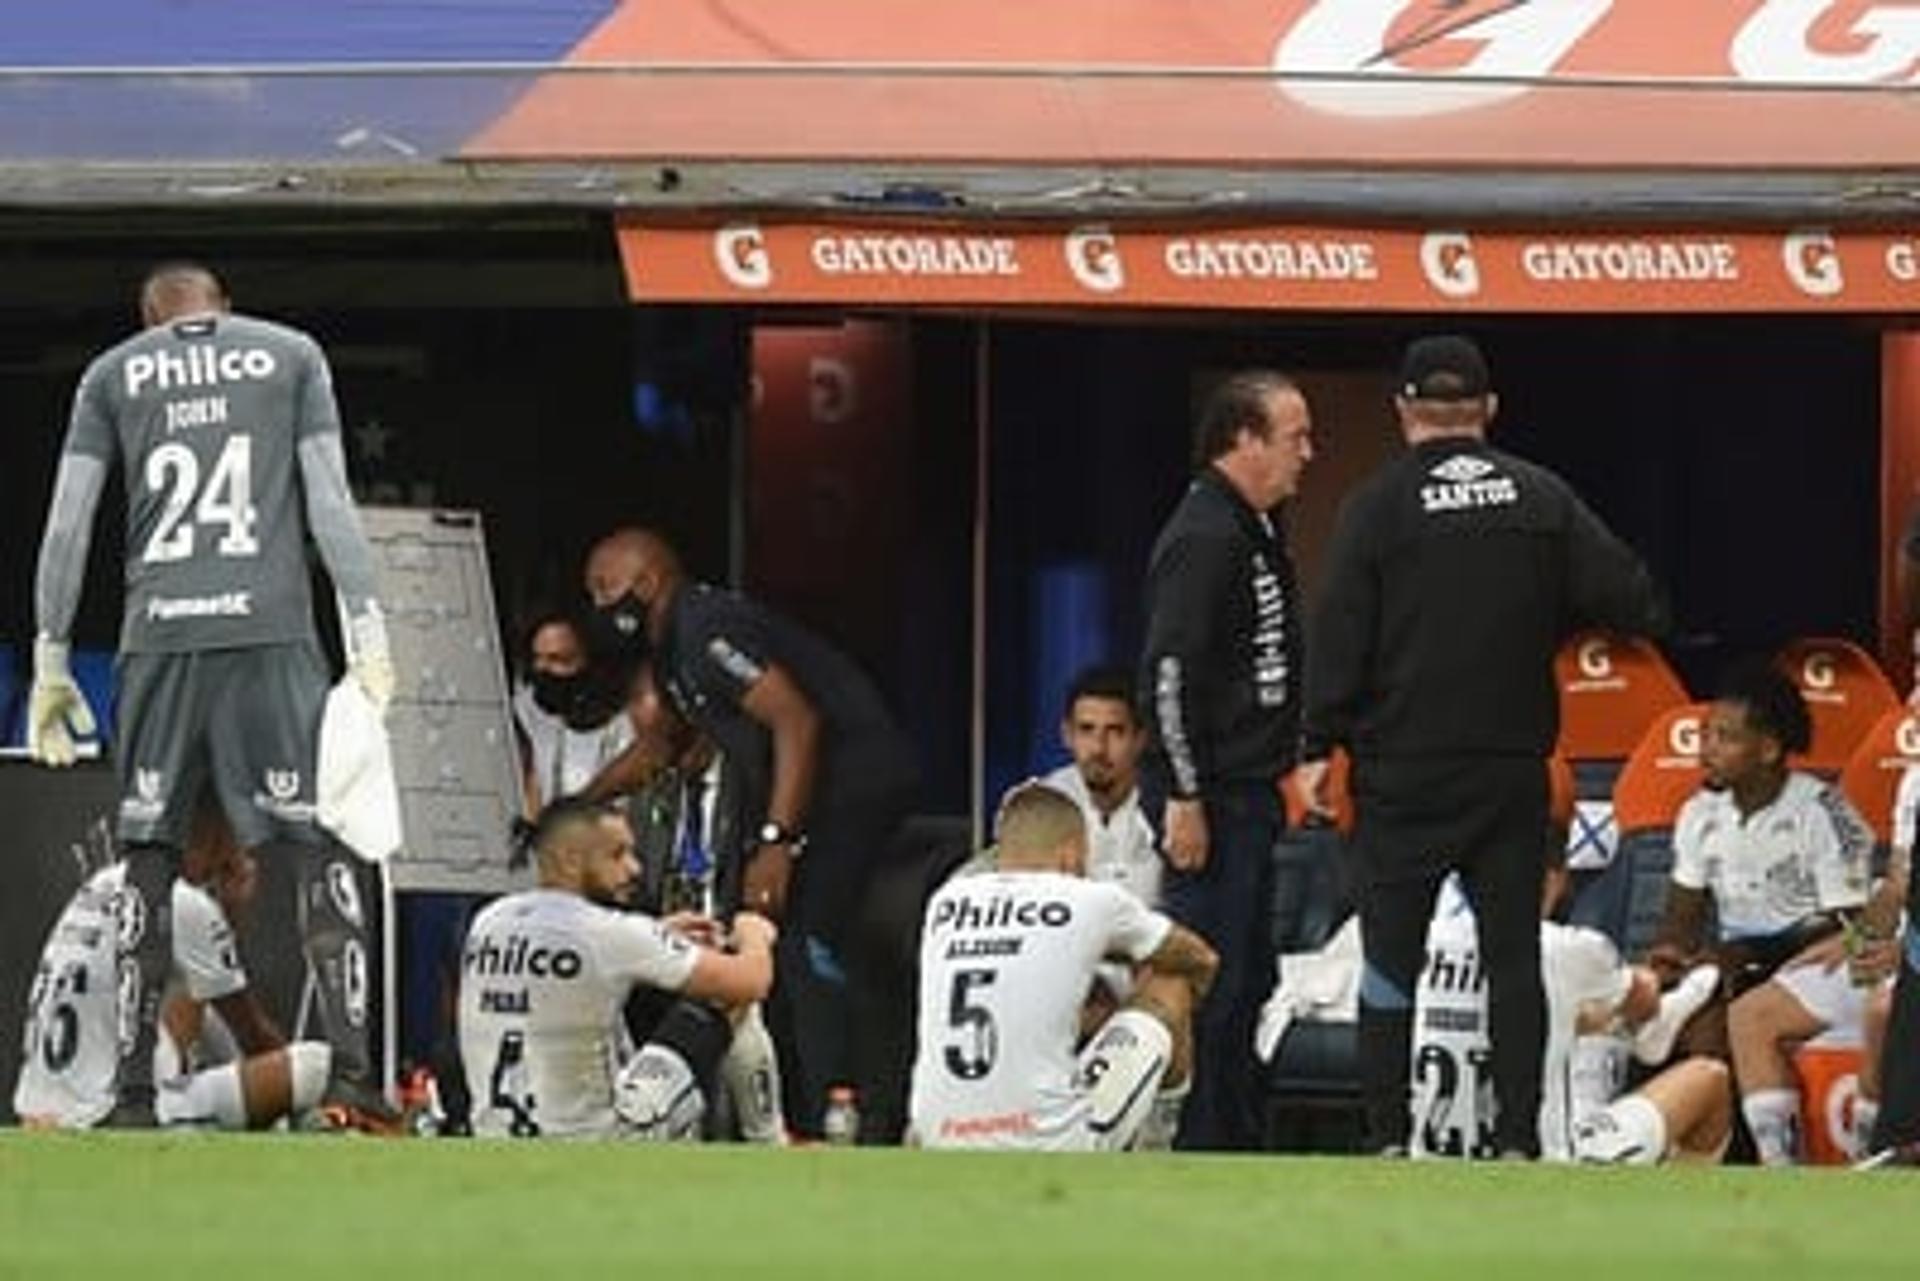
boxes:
[822,1086,859,1146]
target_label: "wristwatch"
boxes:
[756,820,807,856]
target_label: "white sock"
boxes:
[1742,1088,1802,1166]
[721,1003,786,1145]
[1853,1097,1881,1157]
[1135,1079,1189,1152]
[287,1043,333,1115]
[159,1063,247,1129]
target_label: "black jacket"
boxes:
[1303,437,1666,762]
[1141,467,1304,798]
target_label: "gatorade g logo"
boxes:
[1577,638,1613,680]
[1784,231,1844,298]
[1803,651,1837,690]
[1825,1071,1864,1160]
[1273,0,1613,119]
[1670,715,1702,757]
[1420,232,1480,299]
[1066,226,1126,293]
[1897,716,1920,757]
[715,224,773,290]
[1731,2,1920,84]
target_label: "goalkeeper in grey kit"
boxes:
[29,263,395,1125]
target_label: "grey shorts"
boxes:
[114,641,329,848]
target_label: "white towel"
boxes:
[317,678,402,862]
[1254,916,1362,1063]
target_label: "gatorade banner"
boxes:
[618,220,1920,313]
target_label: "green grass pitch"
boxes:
[3,1132,1915,1280]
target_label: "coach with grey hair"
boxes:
[1300,335,1665,1158]
[1140,369,1315,1151]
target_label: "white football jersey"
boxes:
[1410,878,1632,1160]
[458,889,698,1139]
[910,871,1171,1150]
[14,864,246,1128]
[1041,766,1163,907]
[1410,880,1497,1160]
[1671,772,1871,939]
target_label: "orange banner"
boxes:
[470,1,1920,170]
[617,219,1920,312]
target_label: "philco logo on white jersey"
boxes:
[1066,226,1126,293]
[715,224,773,289]
[1421,454,1517,512]
[1421,232,1481,299]
[1784,231,1845,298]
[124,345,278,398]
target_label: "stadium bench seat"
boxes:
[1568,702,1708,955]
[1837,706,1920,878]
[1774,637,1898,779]
[1554,630,1688,872]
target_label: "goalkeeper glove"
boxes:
[27,637,98,768]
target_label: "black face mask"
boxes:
[590,591,650,661]
[530,669,593,721]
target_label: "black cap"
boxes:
[1398,335,1490,402]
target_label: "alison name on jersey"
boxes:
[1421,454,1519,513]
[123,344,278,398]
[928,891,1075,961]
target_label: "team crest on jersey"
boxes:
[254,769,315,822]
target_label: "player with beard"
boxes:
[457,796,777,1139]
[1043,665,1161,911]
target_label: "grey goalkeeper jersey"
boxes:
[63,312,341,653]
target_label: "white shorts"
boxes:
[1775,962,1875,1040]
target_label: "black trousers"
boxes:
[1872,868,1920,1150]
[1352,755,1547,1154]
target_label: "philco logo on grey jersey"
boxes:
[124,345,278,398]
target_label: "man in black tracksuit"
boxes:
[1301,336,1665,1157]
[1141,370,1313,1150]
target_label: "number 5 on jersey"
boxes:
[142,434,259,564]
[944,968,998,1081]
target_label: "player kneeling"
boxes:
[15,796,333,1131]
[458,796,780,1141]
[908,783,1218,1151]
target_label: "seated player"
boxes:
[1726,762,1913,1165]
[1413,866,1729,1165]
[1647,661,1873,1007]
[908,783,1218,1151]
[15,794,333,1130]
[457,795,778,1140]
